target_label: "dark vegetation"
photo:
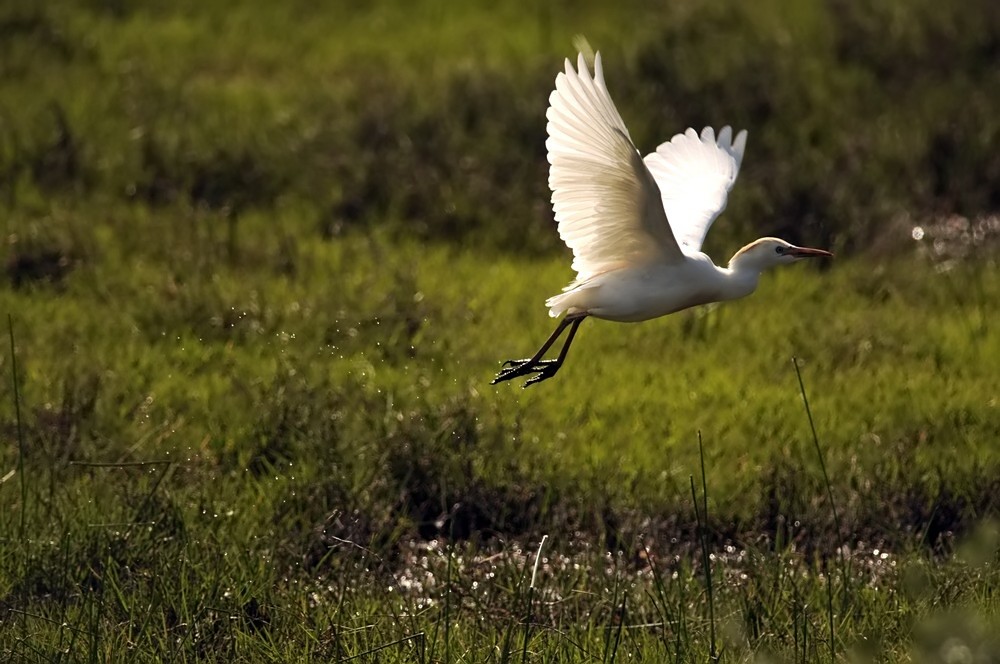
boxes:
[1,0,998,259]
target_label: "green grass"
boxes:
[2,0,1000,661]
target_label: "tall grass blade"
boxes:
[690,455,717,661]
[608,593,626,664]
[697,432,717,661]
[825,559,836,663]
[521,535,548,664]
[791,357,842,544]
[340,633,427,662]
[8,314,27,539]
[126,461,175,540]
[643,542,674,650]
[792,357,842,659]
[445,539,453,664]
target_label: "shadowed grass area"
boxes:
[2,0,1000,660]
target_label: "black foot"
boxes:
[492,358,562,387]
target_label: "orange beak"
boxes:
[788,246,834,259]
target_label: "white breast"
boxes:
[550,254,752,323]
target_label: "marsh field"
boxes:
[2,0,1000,661]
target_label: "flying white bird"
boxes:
[493,52,832,387]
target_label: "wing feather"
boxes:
[547,53,683,283]
[643,125,748,253]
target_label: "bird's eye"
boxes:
[775,246,784,254]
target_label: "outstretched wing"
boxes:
[643,126,748,254]
[547,52,684,283]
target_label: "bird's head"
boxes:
[728,237,833,272]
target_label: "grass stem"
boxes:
[8,314,26,539]
[698,432,717,662]
[792,357,843,660]
[521,534,548,663]
[825,559,836,663]
[339,633,426,662]
[691,435,718,662]
[791,357,842,545]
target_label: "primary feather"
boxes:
[643,126,747,253]
[546,53,684,286]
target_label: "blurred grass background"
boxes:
[1,0,999,660]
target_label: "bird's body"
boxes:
[493,52,832,387]
[546,251,756,322]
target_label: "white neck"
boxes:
[716,255,762,302]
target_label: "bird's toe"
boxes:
[522,373,549,387]
[493,358,563,386]
[492,361,531,384]
[521,362,562,388]
[491,370,514,385]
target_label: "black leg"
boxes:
[492,314,587,387]
[523,316,584,387]
[492,317,572,384]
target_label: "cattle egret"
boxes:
[493,52,832,387]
